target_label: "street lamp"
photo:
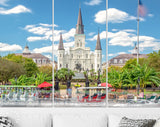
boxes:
[97,68,101,86]
[137,77,140,95]
[15,75,17,85]
[67,69,71,98]
[55,69,59,91]
[85,69,89,96]
[85,69,89,87]
[15,75,17,93]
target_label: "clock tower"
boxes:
[57,7,102,73]
[74,7,85,48]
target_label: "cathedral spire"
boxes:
[95,30,102,50]
[76,7,84,34]
[58,33,64,50]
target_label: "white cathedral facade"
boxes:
[57,8,102,72]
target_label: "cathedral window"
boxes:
[91,64,93,69]
[66,64,68,68]
[60,54,61,57]
[80,43,82,47]
[77,43,79,47]
[43,59,46,64]
[97,64,99,68]
[86,54,88,58]
[38,59,41,64]
[119,59,123,64]
[71,54,73,58]
[33,59,36,63]
[114,59,117,64]
[98,54,99,57]
[60,64,62,68]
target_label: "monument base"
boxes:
[72,72,85,79]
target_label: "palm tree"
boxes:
[55,68,75,85]
[35,72,48,85]
[108,68,124,90]
[131,64,160,89]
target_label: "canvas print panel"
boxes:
[54,0,107,106]
[108,0,160,107]
[0,0,53,107]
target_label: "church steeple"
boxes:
[95,31,102,50]
[58,33,64,50]
[76,8,84,34]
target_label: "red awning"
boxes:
[98,83,112,87]
[38,82,52,88]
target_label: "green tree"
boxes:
[55,68,75,84]
[10,75,35,86]
[123,58,147,70]
[35,72,49,85]
[39,65,52,80]
[147,50,160,72]
[132,64,160,88]
[108,67,125,90]
[0,58,25,84]
[4,54,38,77]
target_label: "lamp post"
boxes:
[55,69,59,91]
[137,77,140,95]
[67,69,71,98]
[85,69,89,87]
[15,75,17,93]
[97,68,101,86]
[85,69,89,96]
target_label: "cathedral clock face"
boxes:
[77,49,82,54]
[78,39,81,43]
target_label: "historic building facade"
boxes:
[102,45,148,69]
[16,45,52,67]
[57,8,102,72]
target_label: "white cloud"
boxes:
[88,31,106,41]
[107,29,160,51]
[33,41,75,56]
[45,55,52,59]
[0,42,22,52]
[24,25,50,35]
[33,45,53,54]
[0,5,31,15]
[84,0,102,6]
[27,36,49,42]
[117,52,126,55]
[122,29,136,33]
[108,54,115,57]
[0,0,8,6]
[148,14,154,17]
[109,52,126,57]
[94,8,144,24]
[88,32,95,36]
[24,24,75,42]
[112,29,118,32]
[94,10,106,24]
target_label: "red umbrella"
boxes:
[38,82,52,88]
[98,83,112,87]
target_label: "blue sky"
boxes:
[108,0,160,59]
[0,0,107,62]
[0,0,159,63]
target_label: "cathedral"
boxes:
[57,8,102,72]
